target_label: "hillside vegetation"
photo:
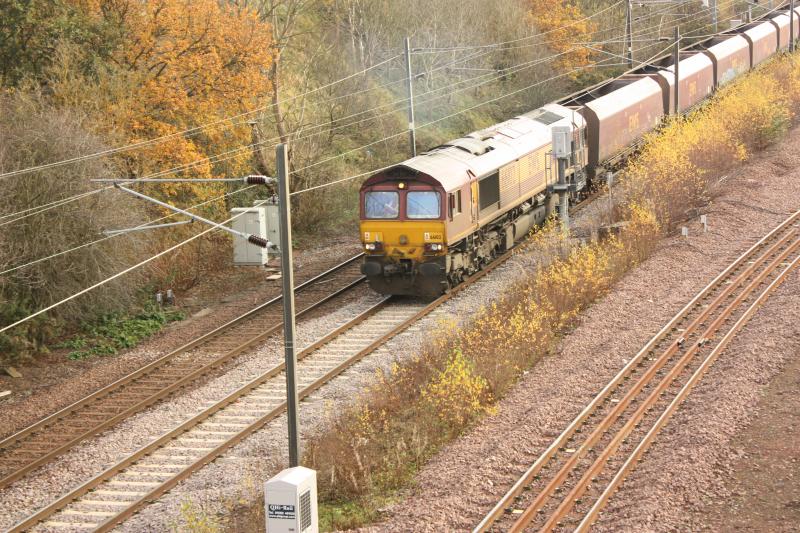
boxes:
[0,0,719,362]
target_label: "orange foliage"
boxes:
[69,0,274,211]
[527,0,596,71]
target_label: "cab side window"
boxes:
[448,190,462,220]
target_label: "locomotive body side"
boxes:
[360,104,586,297]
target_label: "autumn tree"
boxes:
[53,0,275,217]
[527,0,597,71]
[0,0,121,87]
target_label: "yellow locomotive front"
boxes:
[359,173,448,298]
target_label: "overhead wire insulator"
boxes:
[245,175,274,185]
[247,235,270,248]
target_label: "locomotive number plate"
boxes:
[423,232,443,242]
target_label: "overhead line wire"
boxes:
[0,49,651,332]
[0,1,745,277]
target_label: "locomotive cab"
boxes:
[359,170,448,298]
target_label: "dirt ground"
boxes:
[693,349,800,532]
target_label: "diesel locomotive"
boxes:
[360,6,799,297]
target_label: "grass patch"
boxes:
[318,498,389,531]
[301,53,800,531]
[57,304,184,360]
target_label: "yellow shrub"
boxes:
[622,54,797,230]
[422,348,493,429]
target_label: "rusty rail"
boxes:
[475,210,800,532]
[0,253,365,491]
[8,237,515,532]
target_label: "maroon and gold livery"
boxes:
[360,104,587,298]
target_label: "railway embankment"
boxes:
[294,54,800,531]
[6,53,798,533]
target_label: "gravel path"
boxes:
[691,341,800,531]
[366,130,800,531]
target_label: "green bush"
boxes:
[58,304,184,360]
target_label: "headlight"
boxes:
[425,243,444,252]
[365,242,383,252]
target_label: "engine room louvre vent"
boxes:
[444,137,492,156]
[299,490,312,531]
[525,108,564,125]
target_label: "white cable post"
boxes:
[673,26,680,115]
[626,0,634,67]
[713,0,718,32]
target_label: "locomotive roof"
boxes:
[363,103,584,192]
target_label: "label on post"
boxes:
[268,504,296,520]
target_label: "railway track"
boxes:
[7,238,516,532]
[0,254,366,492]
[475,210,800,533]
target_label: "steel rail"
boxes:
[9,237,515,532]
[474,209,800,532]
[509,230,800,531]
[526,234,800,532]
[5,297,393,533]
[575,252,800,531]
[0,253,365,490]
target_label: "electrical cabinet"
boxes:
[264,467,318,533]
[232,207,268,265]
